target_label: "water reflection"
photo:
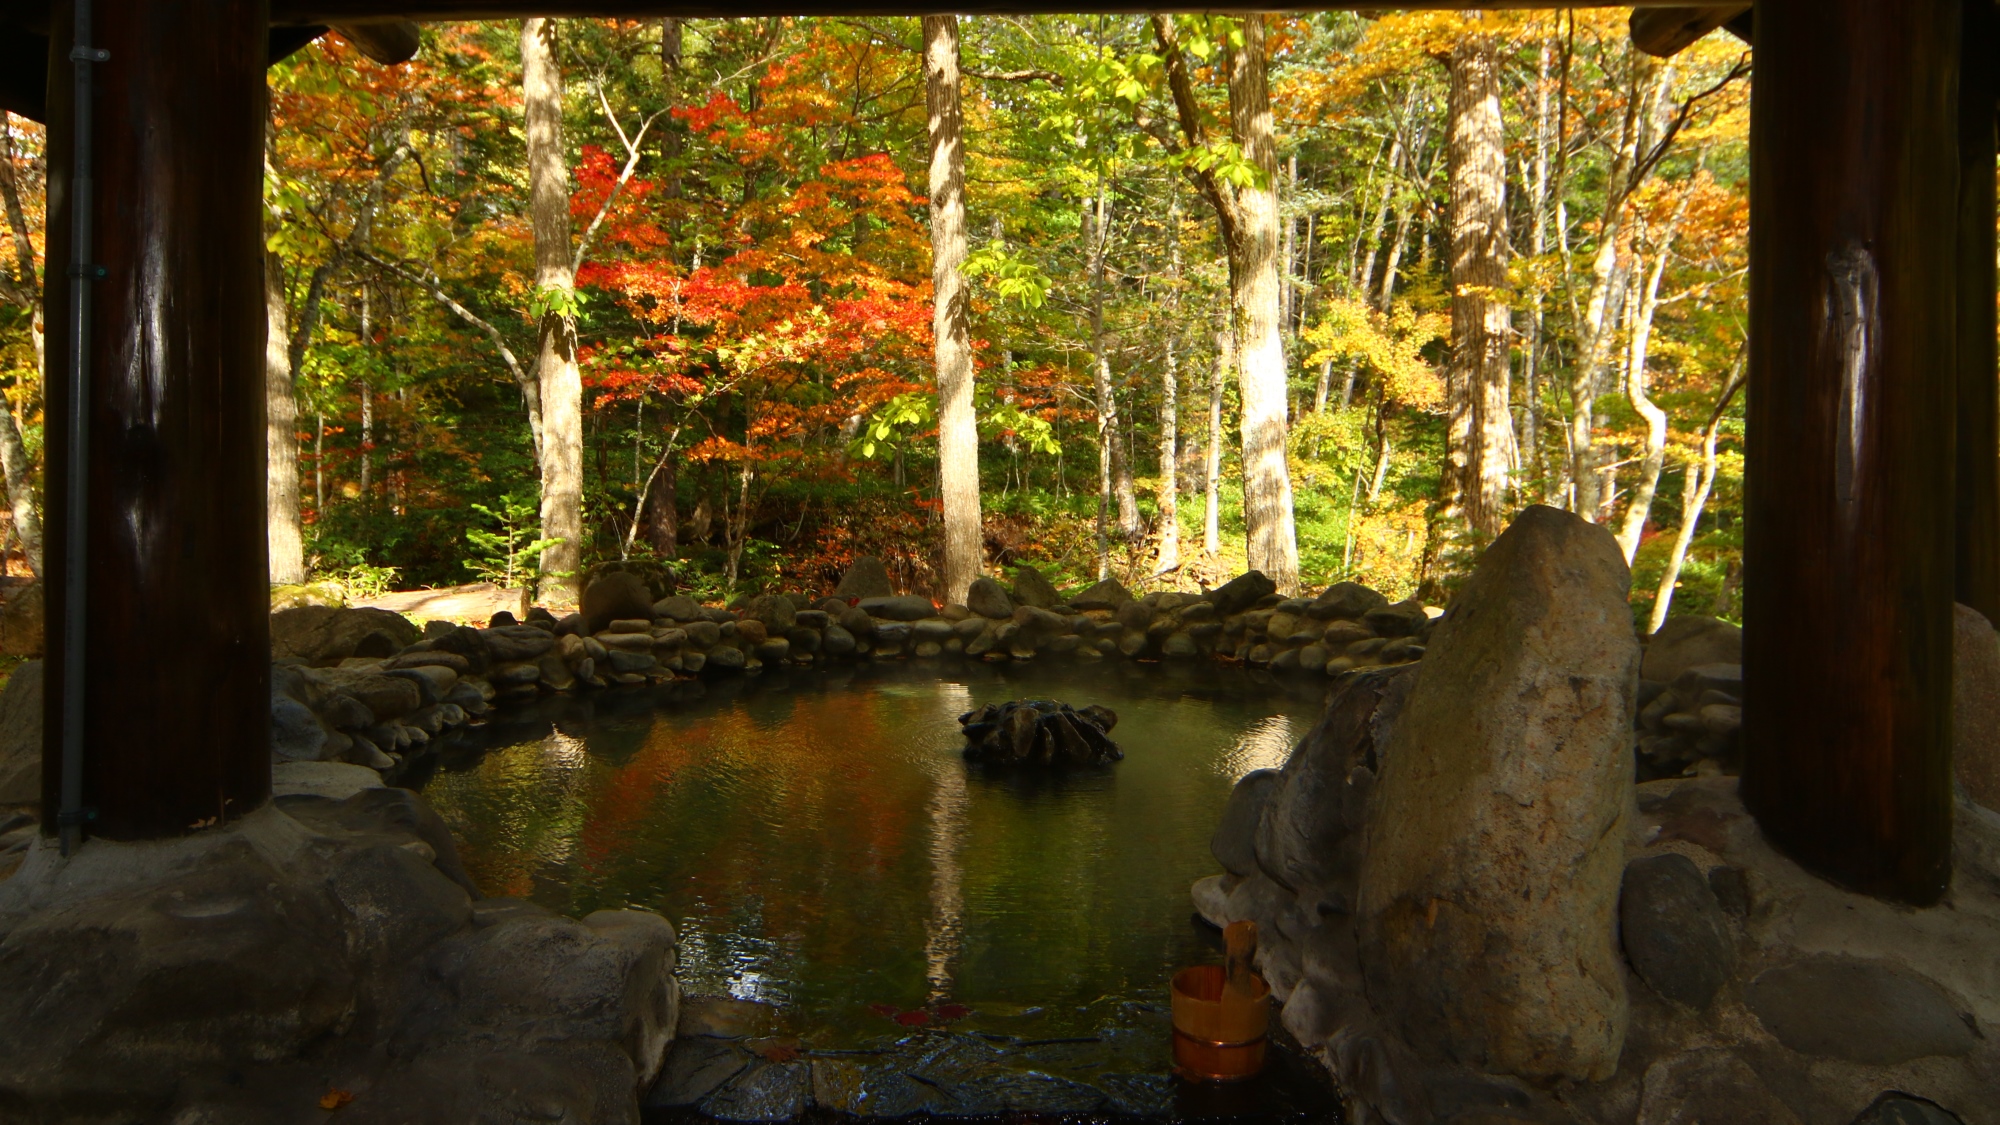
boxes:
[417,661,1325,1046]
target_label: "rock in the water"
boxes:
[1210,571,1278,615]
[959,700,1122,765]
[1745,955,1976,1065]
[1068,577,1133,611]
[835,556,894,599]
[1308,581,1388,620]
[1011,564,1061,609]
[966,577,1016,620]
[1255,665,1414,893]
[0,660,40,804]
[1212,769,1280,878]
[1357,505,1637,1082]
[647,1038,749,1107]
[271,605,421,665]
[582,570,656,633]
[1954,603,2000,811]
[1620,853,1736,1011]
[701,1060,810,1122]
[857,595,935,622]
[1642,614,1743,684]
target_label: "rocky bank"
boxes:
[1193,506,2000,1125]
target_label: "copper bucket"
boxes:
[1170,921,1271,1081]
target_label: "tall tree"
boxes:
[523,17,583,602]
[1157,194,1183,575]
[265,252,306,584]
[1443,15,1512,536]
[0,112,44,575]
[1155,13,1299,590]
[926,14,981,607]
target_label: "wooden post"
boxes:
[40,0,272,840]
[1740,0,1959,904]
[1959,0,2000,624]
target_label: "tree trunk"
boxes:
[0,115,43,577]
[1227,16,1299,592]
[647,457,678,558]
[1651,362,1743,632]
[1158,197,1183,576]
[1445,20,1513,536]
[1087,186,1128,576]
[265,252,305,585]
[1205,327,1228,557]
[1616,181,1695,563]
[926,15,981,607]
[523,17,584,603]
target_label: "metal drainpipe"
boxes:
[58,0,106,856]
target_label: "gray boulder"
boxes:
[966,577,1016,620]
[270,694,330,762]
[835,556,894,599]
[583,571,656,633]
[857,595,935,622]
[1068,577,1133,611]
[654,595,703,622]
[270,605,421,665]
[1620,853,1736,1010]
[1357,505,1637,1082]
[0,660,40,804]
[1212,769,1280,878]
[745,595,795,631]
[1209,571,1277,615]
[1308,581,1388,621]
[1642,614,1743,683]
[1010,564,1061,609]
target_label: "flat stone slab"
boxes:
[1745,955,1977,1065]
[357,582,527,625]
[271,761,385,800]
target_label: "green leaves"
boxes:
[529,284,586,322]
[464,491,564,588]
[963,244,1052,309]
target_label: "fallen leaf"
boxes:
[934,1003,969,1021]
[894,1010,930,1027]
[318,1088,354,1111]
[748,1038,801,1062]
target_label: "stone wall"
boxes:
[254,562,1437,782]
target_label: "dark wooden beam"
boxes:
[331,17,417,63]
[40,0,273,840]
[1959,0,2000,624]
[1631,5,1750,58]
[1740,0,1959,905]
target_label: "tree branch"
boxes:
[1150,13,1241,250]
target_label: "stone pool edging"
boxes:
[251,562,1437,781]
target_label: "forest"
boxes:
[0,9,1752,627]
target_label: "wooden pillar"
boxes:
[1740,0,1959,905]
[1959,0,2000,623]
[40,0,272,840]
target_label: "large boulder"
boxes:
[0,790,679,1124]
[582,571,656,634]
[1068,577,1133,611]
[857,595,935,622]
[270,606,421,665]
[0,660,40,804]
[1210,571,1278,615]
[1642,614,1742,684]
[1954,603,2000,811]
[965,577,1015,620]
[1357,505,1637,1082]
[1010,565,1061,610]
[1307,581,1388,621]
[835,556,893,599]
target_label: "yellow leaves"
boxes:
[318,1089,355,1111]
[1304,298,1447,411]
